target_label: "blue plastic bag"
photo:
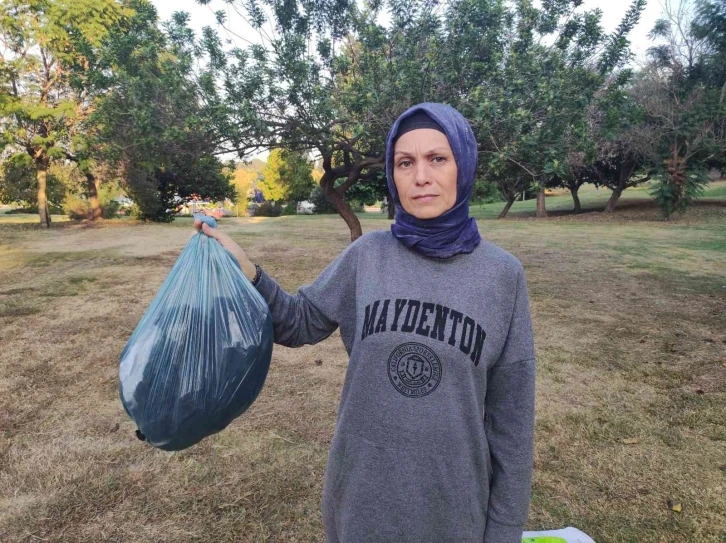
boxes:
[119,216,273,451]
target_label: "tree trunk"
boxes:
[571,185,582,213]
[318,152,384,241]
[331,189,363,241]
[86,172,102,220]
[536,187,547,218]
[604,155,636,213]
[321,176,363,241]
[387,199,395,220]
[498,194,517,219]
[604,188,622,213]
[36,156,51,228]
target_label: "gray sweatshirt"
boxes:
[255,230,536,543]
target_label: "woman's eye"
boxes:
[398,160,412,168]
[432,156,446,164]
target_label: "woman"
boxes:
[196,103,536,543]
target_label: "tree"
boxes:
[0,0,128,226]
[199,0,458,240]
[0,155,82,209]
[232,165,260,205]
[472,0,646,218]
[91,2,235,221]
[693,0,726,107]
[639,0,725,218]
[192,0,645,231]
[259,149,316,204]
[279,151,316,203]
[576,73,654,214]
[259,150,287,203]
[345,170,392,216]
[692,0,726,171]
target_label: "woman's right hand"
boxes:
[193,219,257,282]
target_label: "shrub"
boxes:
[130,204,144,220]
[63,193,122,220]
[471,180,505,204]
[102,199,121,219]
[254,201,282,217]
[63,195,91,220]
[6,203,64,215]
[281,202,297,215]
[310,186,336,214]
[649,167,709,219]
[344,200,365,212]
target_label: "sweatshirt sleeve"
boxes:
[253,238,359,348]
[483,264,536,543]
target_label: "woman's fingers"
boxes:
[201,222,224,241]
[191,220,254,280]
[201,223,239,254]
[194,222,249,271]
[194,220,231,245]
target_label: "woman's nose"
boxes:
[414,162,431,185]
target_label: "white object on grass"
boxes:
[297,200,315,214]
[522,527,596,543]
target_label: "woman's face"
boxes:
[393,129,458,220]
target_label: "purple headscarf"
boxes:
[386,103,481,259]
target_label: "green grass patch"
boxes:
[702,180,726,199]
[468,185,653,219]
[0,212,71,225]
[0,287,37,296]
[676,237,726,253]
[24,250,115,268]
[67,275,97,285]
[0,299,41,318]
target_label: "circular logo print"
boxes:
[388,342,442,398]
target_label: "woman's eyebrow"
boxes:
[394,147,450,157]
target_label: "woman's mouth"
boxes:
[413,194,438,203]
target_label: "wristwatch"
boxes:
[251,263,262,286]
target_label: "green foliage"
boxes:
[259,150,316,203]
[63,195,94,220]
[279,151,316,203]
[0,157,82,206]
[471,179,504,205]
[91,1,235,221]
[102,199,121,219]
[693,0,726,94]
[470,0,646,214]
[281,202,297,215]
[199,0,646,228]
[0,0,129,225]
[63,182,122,220]
[343,171,387,207]
[3,0,723,230]
[253,201,282,217]
[259,150,288,202]
[5,203,64,215]
[637,0,726,215]
[649,167,709,219]
[310,186,336,214]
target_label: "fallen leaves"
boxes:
[667,499,683,513]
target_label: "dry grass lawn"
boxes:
[0,206,724,543]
